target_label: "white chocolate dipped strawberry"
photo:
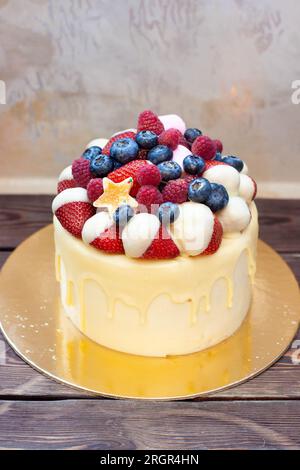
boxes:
[57,165,77,193]
[82,211,124,254]
[52,187,95,238]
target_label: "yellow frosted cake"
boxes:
[52,110,258,357]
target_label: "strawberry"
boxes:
[137,110,164,135]
[57,179,77,193]
[55,201,95,238]
[91,226,124,254]
[102,131,136,156]
[204,160,226,171]
[142,226,180,259]
[202,216,223,255]
[107,160,149,196]
[250,176,257,199]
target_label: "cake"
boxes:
[52,110,258,357]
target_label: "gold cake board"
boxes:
[0,225,299,400]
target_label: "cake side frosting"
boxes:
[53,202,257,356]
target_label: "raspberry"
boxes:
[108,160,148,196]
[158,128,181,150]
[202,216,223,255]
[87,178,104,202]
[178,135,191,149]
[57,179,77,194]
[162,179,188,204]
[192,135,216,161]
[137,164,161,187]
[137,110,164,135]
[213,139,223,153]
[72,158,93,188]
[136,185,163,211]
[183,174,197,185]
[102,131,136,156]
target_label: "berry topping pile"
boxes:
[53,110,257,259]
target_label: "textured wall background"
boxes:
[0,0,299,195]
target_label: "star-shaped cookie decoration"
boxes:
[93,177,138,215]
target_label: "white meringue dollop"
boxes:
[217,196,251,234]
[122,213,160,258]
[171,202,214,256]
[159,114,186,134]
[203,164,240,196]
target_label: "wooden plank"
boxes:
[0,252,10,267]
[281,253,300,282]
[0,399,299,449]
[256,199,300,253]
[0,196,299,252]
[0,195,52,249]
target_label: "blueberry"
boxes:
[157,202,180,225]
[110,138,139,164]
[188,177,211,203]
[184,128,202,144]
[147,145,173,165]
[157,161,182,181]
[214,152,223,162]
[136,130,158,149]
[222,155,244,172]
[90,154,114,177]
[183,155,205,175]
[82,146,102,161]
[205,183,229,212]
[113,205,135,227]
[113,160,123,170]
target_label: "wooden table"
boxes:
[0,196,299,450]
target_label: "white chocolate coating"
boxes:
[54,203,258,357]
[82,212,113,245]
[58,165,73,182]
[52,187,89,213]
[241,162,249,175]
[112,129,136,137]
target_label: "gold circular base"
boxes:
[0,225,299,400]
